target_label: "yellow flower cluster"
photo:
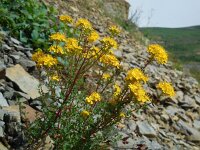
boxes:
[102,73,111,80]
[100,54,120,68]
[129,83,150,103]
[119,112,125,118]
[157,81,175,97]
[87,31,99,43]
[86,92,101,105]
[113,83,121,97]
[32,51,58,68]
[65,38,82,54]
[101,37,118,50]
[81,110,90,118]
[109,25,121,35]
[59,15,73,24]
[51,74,60,81]
[49,45,64,54]
[83,46,100,59]
[126,68,148,83]
[50,32,66,42]
[147,44,168,64]
[75,18,92,31]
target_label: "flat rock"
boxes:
[2,105,21,123]
[0,92,9,107]
[6,64,47,99]
[0,142,8,150]
[136,121,157,138]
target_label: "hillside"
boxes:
[140,26,200,82]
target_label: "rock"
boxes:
[113,50,122,59]
[193,120,200,130]
[10,55,20,61]
[177,120,200,142]
[2,44,11,51]
[14,45,24,51]
[3,105,21,123]
[0,126,4,137]
[0,92,9,107]
[10,37,21,45]
[21,104,41,123]
[179,95,197,109]
[0,142,8,150]
[38,136,54,150]
[6,64,48,99]
[175,91,184,101]
[136,121,157,138]
[17,58,36,71]
[0,61,6,79]
[194,95,200,105]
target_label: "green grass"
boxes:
[140,26,200,82]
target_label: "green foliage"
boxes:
[0,0,57,49]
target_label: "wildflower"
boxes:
[113,83,121,97]
[87,30,99,43]
[126,68,148,83]
[50,32,66,42]
[102,73,111,80]
[119,112,125,118]
[59,15,73,24]
[83,46,100,59]
[32,49,45,62]
[157,81,175,97]
[147,44,168,64]
[75,18,92,31]
[36,54,58,67]
[81,110,90,118]
[100,54,120,68]
[49,45,64,54]
[51,75,60,81]
[65,38,82,54]
[101,37,118,50]
[129,83,150,103]
[109,25,120,35]
[86,92,101,105]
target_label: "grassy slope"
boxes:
[140,26,200,82]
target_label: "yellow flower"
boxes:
[119,112,125,118]
[113,83,121,97]
[75,18,92,31]
[86,92,101,105]
[59,15,73,24]
[129,83,150,103]
[100,54,120,68]
[32,49,45,62]
[147,44,168,64]
[83,46,100,59]
[36,54,58,67]
[157,81,175,97]
[102,73,111,80]
[65,38,82,54]
[87,30,99,43]
[51,75,60,81]
[50,32,66,42]
[126,68,148,83]
[81,110,90,118]
[49,45,64,54]
[101,37,118,50]
[109,25,120,35]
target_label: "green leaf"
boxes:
[31,29,39,40]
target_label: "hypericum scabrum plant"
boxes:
[27,15,175,149]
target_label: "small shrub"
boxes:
[0,0,57,49]
[27,15,175,149]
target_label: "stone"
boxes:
[6,64,48,99]
[177,120,200,142]
[0,126,4,137]
[194,95,200,105]
[3,105,21,123]
[21,104,41,123]
[0,142,8,150]
[17,58,36,71]
[179,95,197,109]
[2,44,11,51]
[193,120,200,130]
[0,61,6,79]
[0,92,9,107]
[10,55,20,61]
[38,136,54,150]
[10,37,21,45]
[136,121,157,138]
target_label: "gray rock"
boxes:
[194,95,200,105]
[0,126,4,137]
[2,44,11,51]
[10,37,21,45]
[0,92,9,107]
[10,55,20,61]
[165,106,184,117]
[14,45,24,51]
[193,120,200,130]
[17,58,36,71]
[6,64,48,99]
[3,105,21,123]
[179,95,197,109]
[177,120,200,142]
[136,121,157,138]
[0,61,6,79]
[175,91,184,101]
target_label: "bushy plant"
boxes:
[27,15,175,149]
[0,0,57,48]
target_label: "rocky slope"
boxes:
[0,0,200,149]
